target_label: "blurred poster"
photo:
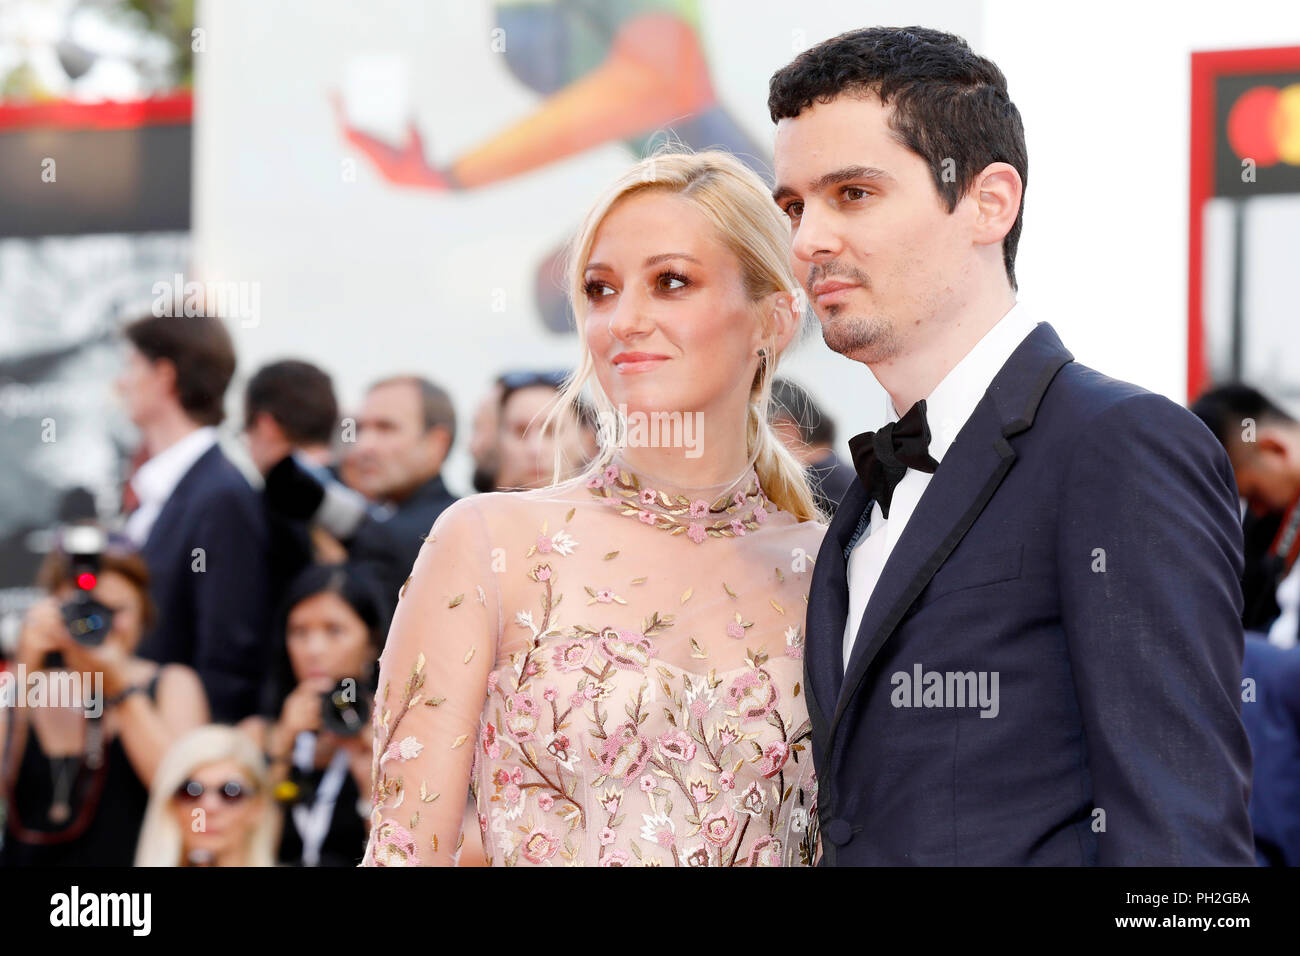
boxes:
[1190,45,1300,409]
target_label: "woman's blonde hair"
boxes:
[134,725,279,867]
[543,146,824,522]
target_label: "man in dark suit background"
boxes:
[116,313,271,722]
[769,377,857,519]
[770,27,1253,864]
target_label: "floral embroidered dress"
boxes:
[361,452,827,866]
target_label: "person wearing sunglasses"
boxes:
[0,535,209,867]
[135,725,278,866]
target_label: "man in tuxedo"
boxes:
[769,27,1253,864]
[117,313,271,722]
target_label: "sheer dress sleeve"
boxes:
[361,498,500,866]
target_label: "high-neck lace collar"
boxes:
[585,451,771,544]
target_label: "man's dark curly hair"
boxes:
[769,26,1027,290]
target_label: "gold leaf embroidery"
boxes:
[630,576,647,585]
[722,582,737,599]
[604,551,619,560]
[451,734,469,749]
[770,599,785,615]
[680,587,693,604]
[566,507,575,522]
[463,646,476,664]
[690,637,708,659]
[448,593,464,608]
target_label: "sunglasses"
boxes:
[174,779,252,803]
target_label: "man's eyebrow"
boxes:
[584,252,702,273]
[771,165,894,204]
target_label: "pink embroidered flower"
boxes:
[639,487,658,506]
[598,720,652,784]
[640,811,675,848]
[726,621,745,640]
[689,500,709,518]
[747,834,782,867]
[533,564,552,582]
[726,668,779,721]
[717,725,741,748]
[604,464,620,484]
[370,821,421,866]
[599,789,622,815]
[600,849,631,867]
[637,510,657,526]
[486,671,499,693]
[599,827,617,846]
[734,491,746,506]
[730,518,746,536]
[511,767,525,785]
[521,827,561,864]
[552,638,593,672]
[687,778,718,805]
[480,722,498,757]
[537,793,554,812]
[503,783,522,808]
[753,505,767,524]
[757,740,790,778]
[689,696,711,720]
[545,732,573,769]
[685,844,711,867]
[786,643,803,660]
[657,729,697,763]
[639,774,656,793]
[687,522,706,544]
[701,807,738,847]
[536,535,553,553]
[586,475,604,489]
[543,686,557,702]
[594,589,614,603]
[383,735,423,762]
[569,690,587,709]
[598,628,654,671]
[735,780,766,817]
[504,693,539,741]
[718,771,736,791]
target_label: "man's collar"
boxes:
[887,302,1039,464]
[131,426,218,505]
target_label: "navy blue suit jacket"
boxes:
[136,443,272,722]
[804,322,1254,865]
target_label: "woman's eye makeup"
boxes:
[583,270,691,300]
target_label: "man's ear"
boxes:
[971,161,1023,248]
[425,424,453,465]
[154,357,179,398]
[1254,426,1292,462]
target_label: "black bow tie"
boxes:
[847,399,940,519]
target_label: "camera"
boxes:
[320,677,371,737]
[43,525,115,668]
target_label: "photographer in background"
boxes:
[115,313,272,722]
[265,374,459,607]
[237,563,386,866]
[0,532,208,866]
[243,360,350,609]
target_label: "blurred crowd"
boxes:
[3,311,1297,867]
[0,313,856,867]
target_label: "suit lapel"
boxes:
[829,322,1075,738]
[142,444,220,556]
[805,478,872,733]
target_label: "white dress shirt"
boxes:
[123,426,219,547]
[842,304,1041,669]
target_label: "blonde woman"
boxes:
[363,149,827,867]
[135,726,279,866]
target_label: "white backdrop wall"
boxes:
[193,0,1300,492]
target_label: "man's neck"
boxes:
[141,407,204,459]
[870,288,1017,414]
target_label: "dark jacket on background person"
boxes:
[356,474,458,607]
[136,445,272,722]
[1241,633,1300,866]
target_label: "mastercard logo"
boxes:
[1227,83,1300,166]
